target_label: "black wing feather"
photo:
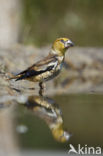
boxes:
[15,65,54,81]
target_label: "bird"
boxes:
[9,37,74,95]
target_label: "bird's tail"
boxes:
[7,73,23,81]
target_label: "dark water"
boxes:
[15,93,103,150]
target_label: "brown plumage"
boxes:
[9,54,58,81]
[8,37,74,95]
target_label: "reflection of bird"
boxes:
[25,95,71,143]
[9,38,74,95]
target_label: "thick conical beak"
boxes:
[65,40,74,48]
[70,41,74,47]
[67,40,74,47]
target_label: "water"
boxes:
[15,94,103,149]
[0,78,103,155]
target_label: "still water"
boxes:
[1,75,103,155]
[15,93,103,150]
[0,73,103,156]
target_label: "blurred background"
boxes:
[0,0,103,156]
[0,0,103,48]
[21,0,103,47]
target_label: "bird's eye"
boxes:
[60,39,65,43]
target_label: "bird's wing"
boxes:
[17,54,57,74]
[31,54,58,71]
[15,54,58,80]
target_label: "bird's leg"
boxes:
[39,82,45,96]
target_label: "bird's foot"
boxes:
[39,88,44,96]
[39,82,45,96]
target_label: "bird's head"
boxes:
[51,37,74,56]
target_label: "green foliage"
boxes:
[21,0,103,47]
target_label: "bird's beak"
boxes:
[65,40,74,48]
[67,40,74,47]
[70,41,74,47]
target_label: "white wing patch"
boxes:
[47,60,58,70]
